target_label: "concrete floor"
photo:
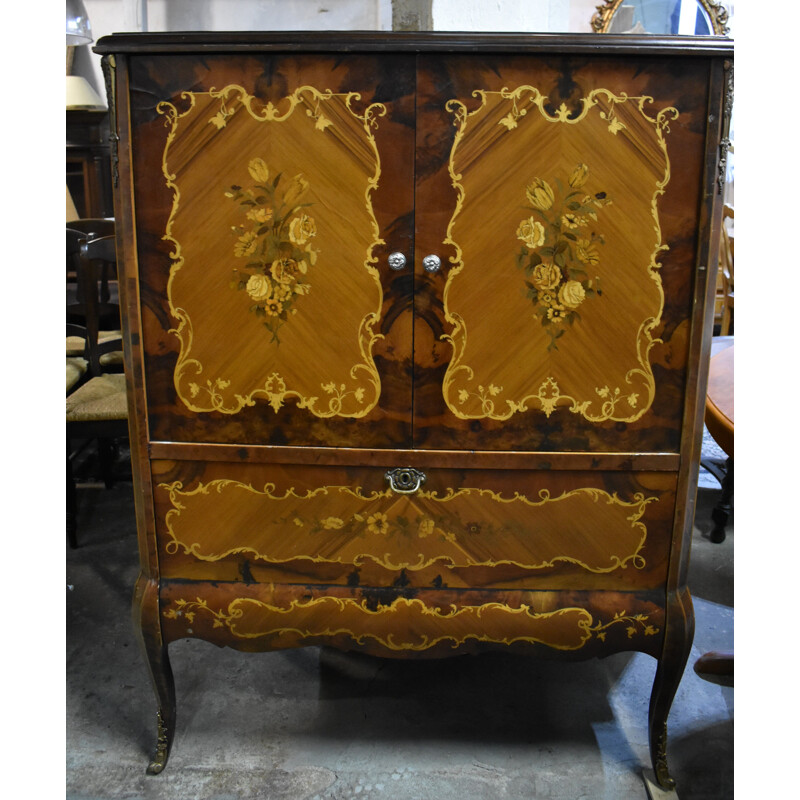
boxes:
[66,448,733,800]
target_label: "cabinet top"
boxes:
[94,31,733,58]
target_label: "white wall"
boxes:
[73,1,716,105]
[145,0,391,32]
[432,0,572,32]
[75,0,393,94]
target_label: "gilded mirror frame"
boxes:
[591,0,730,35]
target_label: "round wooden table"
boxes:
[705,342,733,457]
[694,339,734,684]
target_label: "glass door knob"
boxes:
[423,254,441,273]
[388,252,407,270]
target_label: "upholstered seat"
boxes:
[67,357,88,393]
[67,331,124,369]
[67,372,128,422]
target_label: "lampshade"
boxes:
[66,0,93,46]
[66,75,105,110]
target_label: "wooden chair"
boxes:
[66,218,116,286]
[66,217,115,237]
[67,225,123,374]
[717,204,734,335]
[67,228,90,394]
[67,233,129,547]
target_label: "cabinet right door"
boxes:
[412,53,716,453]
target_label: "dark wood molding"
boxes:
[148,441,681,471]
[95,31,733,57]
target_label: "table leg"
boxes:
[710,457,733,543]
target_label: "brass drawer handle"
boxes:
[385,467,426,494]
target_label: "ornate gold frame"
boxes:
[591,0,730,35]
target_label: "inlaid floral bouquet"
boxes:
[516,163,611,350]
[227,157,319,344]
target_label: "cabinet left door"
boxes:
[124,52,416,448]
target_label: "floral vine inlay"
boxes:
[162,595,660,651]
[227,158,319,344]
[516,163,611,350]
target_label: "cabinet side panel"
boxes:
[669,57,732,595]
[107,54,159,579]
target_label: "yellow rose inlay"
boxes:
[516,217,546,250]
[245,274,273,302]
[288,214,317,246]
[559,280,586,309]
[531,264,562,291]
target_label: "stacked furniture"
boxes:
[66,229,128,546]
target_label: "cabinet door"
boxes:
[413,53,715,453]
[126,53,416,448]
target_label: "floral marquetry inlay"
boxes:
[227,159,319,344]
[442,86,678,422]
[158,85,387,417]
[515,163,611,350]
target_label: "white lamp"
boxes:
[66,0,93,46]
[66,75,106,110]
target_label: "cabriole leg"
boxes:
[133,573,176,775]
[648,588,694,789]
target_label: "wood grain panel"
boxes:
[163,86,385,417]
[442,88,671,423]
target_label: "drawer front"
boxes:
[152,460,676,591]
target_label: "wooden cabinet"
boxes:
[95,32,733,789]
